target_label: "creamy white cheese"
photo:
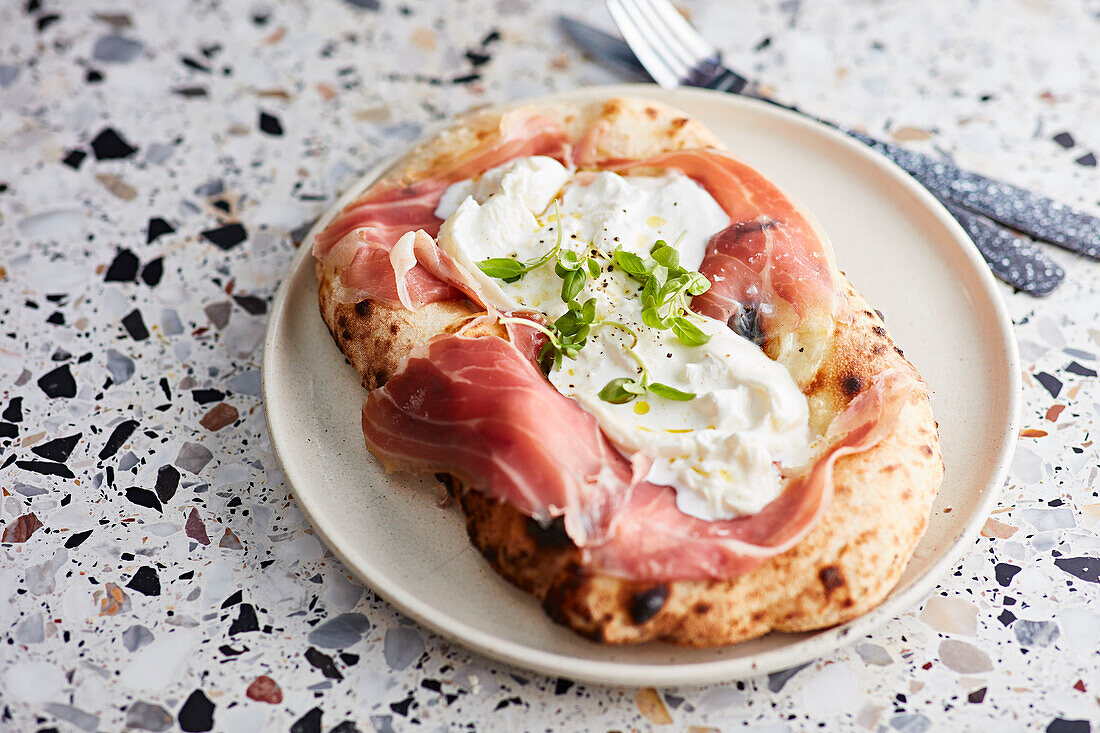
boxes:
[435,156,812,520]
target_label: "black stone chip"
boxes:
[201,223,247,250]
[465,50,491,66]
[1066,361,1097,378]
[1054,556,1100,583]
[997,609,1016,626]
[1052,132,1075,149]
[35,13,60,31]
[85,69,104,83]
[181,56,212,73]
[99,419,138,459]
[220,590,242,608]
[121,310,149,340]
[31,433,81,462]
[967,687,987,703]
[388,695,414,716]
[125,487,162,512]
[304,647,342,679]
[15,460,74,478]
[38,365,76,398]
[147,217,175,243]
[228,603,259,634]
[0,422,16,439]
[155,465,180,503]
[90,127,138,160]
[140,257,164,286]
[62,149,87,169]
[1047,720,1091,733]
[1075,153,1097,168]
[232,295,266,315]
[46,312,65,325]
[177,690,215,733]
[127,566,161,596]
[64,529,92,548]
[105,249,140,281]
[191,389,225,405]
[995,562,1021,586]
[258,111,283,136]
[1034,372,1062,399]
[3,398,22,422]
[289,707,323,733]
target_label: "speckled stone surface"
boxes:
[2,1,1099,730]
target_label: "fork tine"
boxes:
[622,0,698,75]
[607,0,683,88]
[641,0,719,64]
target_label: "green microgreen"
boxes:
[476,201,563,282]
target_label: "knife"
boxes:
[559,15,1075,296]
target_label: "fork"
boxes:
[602,0,1100,297]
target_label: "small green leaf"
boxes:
[560,269,584,302]
[649,382,696,401]
[642,307,673,330]
[651,243,679,269]
[477,257,526,279]
[671,317,711,346]
[612,248,649,279]
[686,271,711,295]
[586,258,601,279]
[599,377,642,404]
[580,297,596,324]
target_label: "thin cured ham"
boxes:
[605,150,838,335]
[313,110,572,308]
[586,368,918,581]
[360,333,640,547]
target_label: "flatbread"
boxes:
[315,97,943,646]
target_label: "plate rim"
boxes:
[262,83,1021,686]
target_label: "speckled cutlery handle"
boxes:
[844,130,1100,259]
[938,199,1065,297]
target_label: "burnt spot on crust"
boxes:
[630,585,670,624]
[389,322,399,335]
[644,106,659,119]
[872,343,887,356]
[819,565,846,596]
[841,375,863,397]
[882,464,901,473]
[374,369,389,388]
[341,330,352,341]
[543,566,599,634]
[872,325,888,338]
[693,601,711,615]
[355,299,371,317]
[337,314,349,331]
[525,515,574,549]
[671,117,689,129]
[435,472,457,497]
[920,444,934,456]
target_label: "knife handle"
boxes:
[938,199,1065,297]
[738,89,1068,294]
[843,130,1100,260]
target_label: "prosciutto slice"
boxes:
[586,368,919,582]
[360,333,640,547]
[605,150,838,334]
[313,110,572,308]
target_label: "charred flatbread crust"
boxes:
[316,97,943,646]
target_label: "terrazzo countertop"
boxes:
[2,0,1100,730]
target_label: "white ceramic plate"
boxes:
[262,85,1019,686]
